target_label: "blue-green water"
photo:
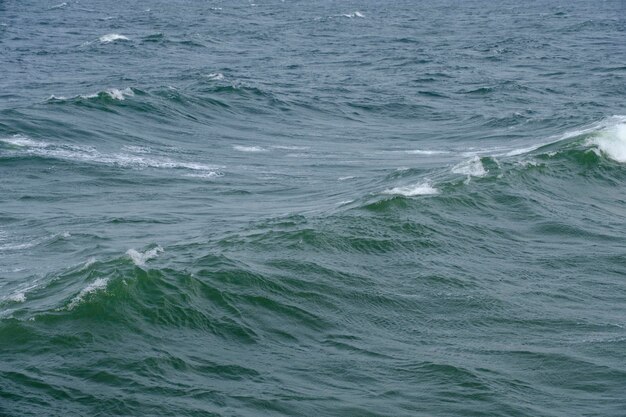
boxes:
[1,1,626,416]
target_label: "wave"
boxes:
[452,156,488,178]
[47,87,135,102]
[382,182,438,197]
[374,116,626,204]
[342,11,364,18]
[99,33,129,44]
[233,145,266,153]
[0,135,221,175]
[67,278,109,310]
[588,122,626,163]
[126,246,163,267]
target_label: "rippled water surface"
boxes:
[1,1,626,416]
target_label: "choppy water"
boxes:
[2,1,626,416]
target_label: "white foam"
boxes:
[8,292,26,303]
[0,135,49,148]
[185,171,222,179]
[383,182,438,197]
[50,2,67,9]
[589,122,626,162]
[122,145,150,154]
[126,246,163,267]
[99,33,129,43]
[207,72,225,80]
[82,257,97,269]
[404,149,449,155]
[67,278,109,310]
[1,136,219,173]
[233,145,266,152]
[62,231,71,238]
[48,87,134,101]
[338,176,355,181]
[452,156,487,177]
[0,239,42,251]
[343,11,364,18]
[105,87,134,100]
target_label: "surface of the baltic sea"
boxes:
[1,0,625,416]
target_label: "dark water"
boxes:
[2,1,626,416]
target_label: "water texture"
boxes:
[1,1,626,416]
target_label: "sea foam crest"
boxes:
[48,87,134,101]
[452,156,487,177]
[343,11,364,18]
[233,145,266,152]
[67,278,109,310]
[589,121,626,163]
[99,33,129,43]
[383,182,438,197]
[0,135,221,175]
[126,246,163,266]
[207,73,225,80]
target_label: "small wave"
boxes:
[81,257,97,270]
[184,171,223,179]
[0,135,220,174]
[7,292,26,303]
[343,11,364,18]
[0,236,45,252]
[233,145,266,153]
[452,156,487,177]
[403,149,449,155]
[126,246,163,267]
[338,176,355,181]
[103,87,134,100]
[67,278,109,310]
[48,87,134,101]
[272,145,310,151]
[383,182,438,197]
[99,33,129,44]
[206,72,225,81]
[50,2,67,9]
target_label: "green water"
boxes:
[1,0,626,416]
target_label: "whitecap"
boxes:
[0,135,49,148]
[184,171,222,179]
[104,87,134,100]
[589,122,626,162]
[383,182,439,197]
[404,149,449,155]
[82,257,97,269]
[338,176,355,181]
[67,278,109,310]
[50,2,67,9]
[8,292,26,303]
[452,156,487,177]
[126,246,163,267]
[207,72,225,80]
[99,33,129,44]
[233,145,266,152]
[343,11,364,18]
[1,135,220,174]
[47,87,134,101]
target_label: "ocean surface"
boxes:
[1,1,626,416]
